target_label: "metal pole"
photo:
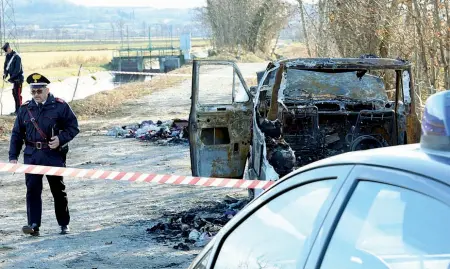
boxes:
[148,25,151,49]
[1,0,5,56]
[0,79,4,115]
[72,64,83,102]
[170,24,173,49]
[127,25,130,51]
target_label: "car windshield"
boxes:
[282,68,389,102]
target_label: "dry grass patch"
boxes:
[0,116,15,139]
[42,55,110,69]
[20,51,113,82]
[21,51,113,70]
[206,50,273,63]
[275,42,309,59]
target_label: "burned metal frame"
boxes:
[189,60,254,179]
[188,57,418,193]
[262,57,413,143]
[248,57,415,193]
[282,57,412,71]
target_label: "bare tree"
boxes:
[298,0,450,105]
[200,0,291,54]
[298,0,312,56]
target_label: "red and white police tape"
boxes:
[0,162,275,190]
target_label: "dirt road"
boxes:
[0,62,267,269]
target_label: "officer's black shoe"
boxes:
[60,225,70,235]
[22,223,39,236]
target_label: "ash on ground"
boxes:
[146,195,250,251]
[107,119,189,145]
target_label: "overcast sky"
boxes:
[68,0,207,9]
[68,0,303,9]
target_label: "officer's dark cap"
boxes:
[27,73,51,88]
[1,42,9,52]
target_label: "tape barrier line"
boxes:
[0,162,275,190]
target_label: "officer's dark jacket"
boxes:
[3,50,24,82]
[9,94,79,161]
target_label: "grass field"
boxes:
[7,38,211,82]
[20,50,113,81]
[0,117,14,140]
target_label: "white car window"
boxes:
[213,179,336,269]
[320,181,450,269]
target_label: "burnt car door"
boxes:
[189,60,253,178]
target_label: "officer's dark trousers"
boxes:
[24,149,69,228]
[12,82,22,114]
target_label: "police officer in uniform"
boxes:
[2,42,24,115]
[8,73,79,236]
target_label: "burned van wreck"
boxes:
[189,58,415,195]
[250,57,414,182]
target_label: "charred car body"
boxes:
[189,58,415,193]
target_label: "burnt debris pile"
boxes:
[146,196,250,251]
[107,119,189,145]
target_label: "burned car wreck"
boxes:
[189,58,415,193]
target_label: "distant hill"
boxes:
[13,0,197,27]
